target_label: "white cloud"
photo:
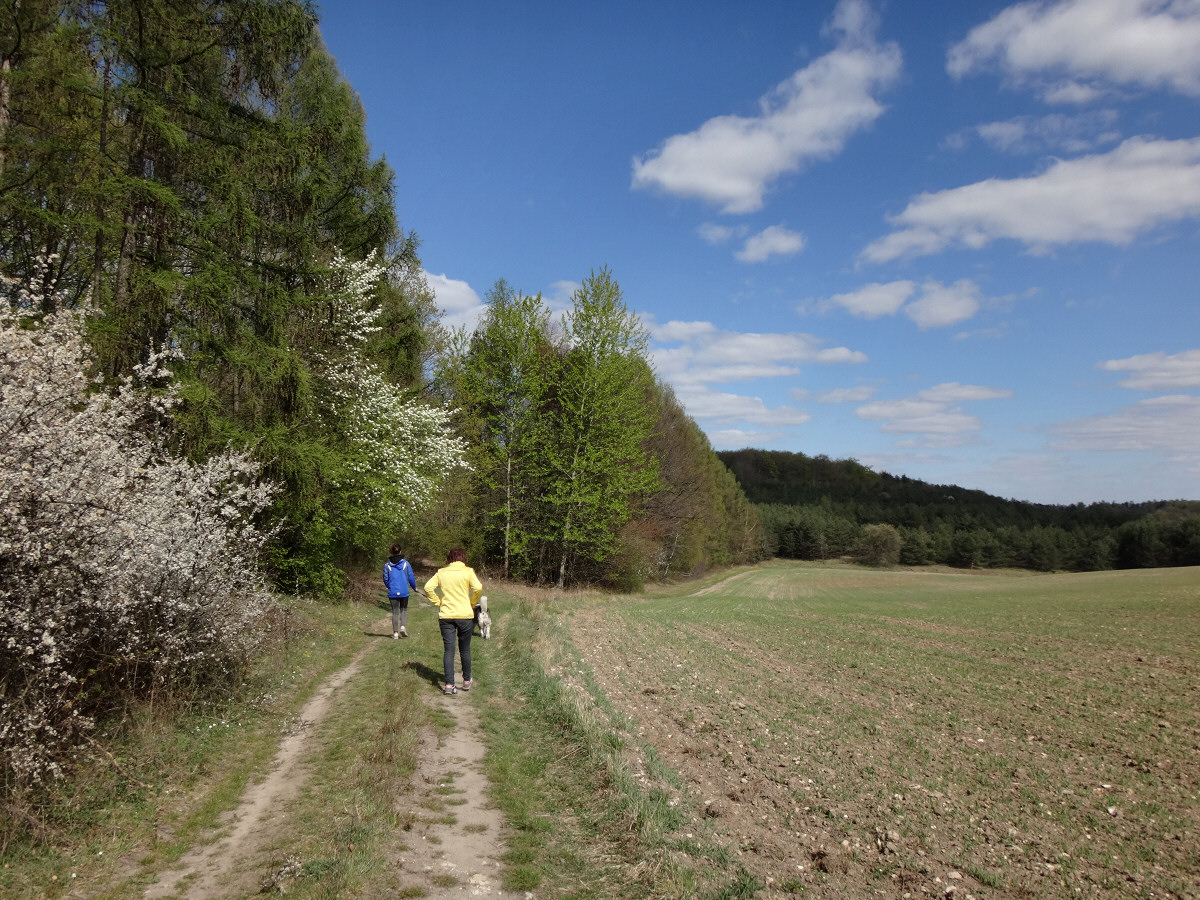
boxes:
[817,385,877,403]
[861,136,1200,261]
[920,383,1013,402]
[708,429,791,448]
[650,319,720,342]
[1051,395,1200,461]
[855,382,1013,446]
[826,280,915,318]
[1041,80,1106,104]
[736,225,807,262]
[425,271,486,331]
[650,320,866,433]
[654,329,866,389]
[544,280,580,312]
[822,278,985,328]
[679,388,813,426]
[974,119,1029,150]
[815,346,869,364]
[631,0,901,214]
[670,329,845,368]
[963,110,1121,153]
[948,0,1200,99]
[904,279,982,329]
[857,401,978,434]
[1099,348,1200,389]
[698,223,742,245]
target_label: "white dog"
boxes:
[476,595,492,639]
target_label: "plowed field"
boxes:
[568,562,1199,899]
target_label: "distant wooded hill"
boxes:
[717,449,1200,571]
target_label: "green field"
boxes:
[560,562,1199,899]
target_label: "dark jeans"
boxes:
[439,618,473,686]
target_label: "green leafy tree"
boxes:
[643,382,764,575]
[856,523,901,566]
[456,282,553,577]
[529,269,658,588]
[432,278,762,588]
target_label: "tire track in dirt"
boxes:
[144,642,373,899]
[141,617,525,899]
[384,689,527,899]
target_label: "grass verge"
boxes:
[474,586,762,900]
[0,594,381,899]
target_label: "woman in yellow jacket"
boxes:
[424,548,483,695]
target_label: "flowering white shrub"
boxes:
[314,254,467,551]
[1,275,276,787]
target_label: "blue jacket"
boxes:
[383,556,417,598]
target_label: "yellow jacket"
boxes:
[424,562,482,619]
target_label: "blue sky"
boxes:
[318,0,1200,505]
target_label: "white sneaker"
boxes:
[400,626,408,637]
[392,632,399,640]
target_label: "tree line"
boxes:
[722,449,1200,571]
[420,275,764,590]
[1,0,762,598]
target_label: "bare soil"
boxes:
[566,568,1200,900]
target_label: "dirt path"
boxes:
[142,619,524,899]
[383,689,527,899]
[144,644,374,899]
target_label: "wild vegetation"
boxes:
[1,0,760,812]
[722,449,1200,572]
[0,276,277,789]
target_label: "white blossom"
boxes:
[1,272,276,786]
[312,254,468,548]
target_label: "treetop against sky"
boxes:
[318,0,1200,505]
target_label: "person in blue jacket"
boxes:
[382,544,417,638]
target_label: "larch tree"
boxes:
[1,1,443,592]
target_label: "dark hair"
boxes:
[389,544,403,557]
[447,547,466,564]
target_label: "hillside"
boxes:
[717,448,1200,570]
[717,448,1196,529]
